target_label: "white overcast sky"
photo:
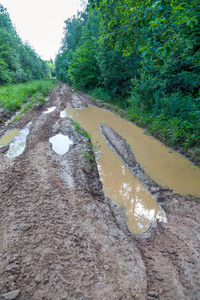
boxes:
[0,0,83,60]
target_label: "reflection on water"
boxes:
[60,109,67,118]
[64,106,167,234]
[6,123,31,158]
[97,152,166,233]
[43,106,56,114]
[0,129,19,147]
[49,133,73,155]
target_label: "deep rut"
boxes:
[0,84,200,300]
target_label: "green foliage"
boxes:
[68,42,100,88]
[128,92,200,149]
[0,5,49,85]
[82,147,95,169]
[55,8,138,97]
[55,12,88,83]
[87,87,112,102]
[0,79,57,113]
[56,0,200,162]
[55,50,74,83]
[46,59,56,78]
[98,46,140,97]
[90,0,199,57]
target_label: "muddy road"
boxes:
[0,84,200,300]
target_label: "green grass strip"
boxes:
[0,79,58,113]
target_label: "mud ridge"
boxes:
[101,125,172,203]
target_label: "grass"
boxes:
[71,120,91,139]
[127,92,200,151]
[71,119,100,170]
[87,87,112,103]
[82,147,95,168]
[127,107,200,166]
[0,79,58,114]
[86,87,127,118]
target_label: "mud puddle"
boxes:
[43,106,56,114]
[0,129,19,146]
[63,107,166,234]
[64,105,200,198]
[49,133,73,155]
[0,123,31,158]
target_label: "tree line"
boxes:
[0,4,52,85]
[55,0,200,154]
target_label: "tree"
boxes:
[0,4,49,85]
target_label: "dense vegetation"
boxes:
[0,5,57,124]
[0,4,50,84]
[55,0,200,164]
[0,80,57,123]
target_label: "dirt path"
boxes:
[0,84,200,300]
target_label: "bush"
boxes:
[68,42,100,89]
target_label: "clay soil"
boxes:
[0,84,200,300]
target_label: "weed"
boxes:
[71,120,91,139]
[71,119,95,169]
[92,141,101,154]
[82,148,94,166]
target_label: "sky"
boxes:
[1,0,83,61]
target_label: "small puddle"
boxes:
[0,129,19,146]
[64,106,167,234]
[7,124,31,158]
[60,109,67,118]
[1,123,31,158]
[49,133,73,155]
[43,106,56,114]
[60,108,84,118]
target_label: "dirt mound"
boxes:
[0,84,200,299]
[101,125,172,203]
[101,125,137,167]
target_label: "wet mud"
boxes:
[0,109,13,125]
[0,84,200,299]
[64,107,166,234]
[101,125,137,167]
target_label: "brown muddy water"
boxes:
[62,107,167,234]
[0,123,31,158]
[63,106,200,198]
[0,129,19,146]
